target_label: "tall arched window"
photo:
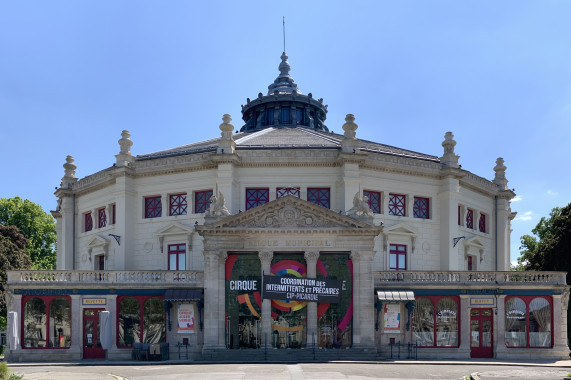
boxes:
[505,296,552,348]
[412,296,459,348]
[22,296,71,349]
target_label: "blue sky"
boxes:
[1,1,569,264]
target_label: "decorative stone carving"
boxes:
[115,130,135,167]
[562,288,570,310]
[346,192,373,217]
[440,131,459,168]
[341,114,358,153]
[217,114,236,154]
[61,155,78,188]
[493,157,509,190]
[304,251,319,263]
[205,192,230,218]
[243,202,336,228]
[258,251,273,265]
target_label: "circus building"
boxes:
[5,52,569,362]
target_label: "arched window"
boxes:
[505,296,552,348]
[412,296,459,348]
[22,296,71,349]
[117,296,165,348]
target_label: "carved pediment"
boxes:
[383,223,417,237]
[464,236,486,263]
[86,235,110,261]
[197,195,378,232]
[156,222,194,252]
[463,236,484,250]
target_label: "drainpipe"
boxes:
[73,193,76,270]
[494,195,498,271]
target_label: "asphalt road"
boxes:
[7,362,571,380]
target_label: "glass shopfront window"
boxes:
[117,296,165,347]
[505,296,552,348]
[412,296,459,348]
[23,296,71,349]
[317,253,352,348]
[225,254,262,349]
[271,253,307,349]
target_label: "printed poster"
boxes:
[177,303,195,333]
[383,304,401,333]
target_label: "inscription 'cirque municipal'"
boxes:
[245,239,333,248]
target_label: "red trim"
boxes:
[21,295,72,349]
[458,205,461,225]
[388,193,406,216]
[116,295,166,348]
[246,188,269,210]
[470,308,494,358]
[412,295,461,348]
[168,243,186,270]
[363,190,381,214]
[276,187,300,198]
[98,208,106,228]
[479,214,486,233]
[466,209,474,229]
[505,296,553,348]
[389,244,407,271]
[194,190,213,213]
[169,193,188,216]
[307,188,330,209]
[112,204,116,225]
[413,197,429,219]
[144,196,162,218]
[467,255,473,271]
[84,212,93,232]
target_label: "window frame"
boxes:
[144,196,162,219]
[466,208,474,229]
[98,207,106,228]
[21,295,72,349]
[194,190,213,214]
[479,213,486,233]
[111,204,116,225]
[388,193,406,216]
[505,296,553,349]
[246,188,269,210]
[363,190,381,214]
[276,187,300,199]
[84,212,93,232]
[169,193,188,216]
[168,243,186,271]
[307,187,330,209]
[116,295,165,348]
[413,197,430,219]
[412,295,460,348]
[389,243,407,271]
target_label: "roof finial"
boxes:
[283,16,286,53]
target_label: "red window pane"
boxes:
[145,196,162,218]
[388,193,406,216]
[479,214,486,233]
[98,255,105,270]
[98,208,106,228]
[458,205,461,225]
[195,190,213,213]
[467,255,473,271]
[246,188,269,210]
[466,209,474,229]
[389,244,407,270]
[169,193,187,216]
[85,213,93,232]
[413,197,429,219]
[363,190,381,214]
[307,188,330,209]
[112,204,116,224]
[168,244,186,270]
[276,187,300,198]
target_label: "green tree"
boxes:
[0,225,33,330]
[0,197,56,269]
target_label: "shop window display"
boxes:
[117,296,165,347]
[505,296,552,348]
[412,296,459,347]
[23,296,71,348]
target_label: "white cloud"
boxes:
[515,211,533,221]
[512,195,522,202]
[547,190,558,196]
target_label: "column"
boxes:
[458,296,470,357]
[304,251,319,346]
[218,252,227,347]
[259,251,273,346]
[70,294,81,358]
[350,252,361,345]
[202,251,224,350]
[438,175,461,270]
[495,295,507,358]
[496,198,510,271]
[357,251,375,348]
[58,196,75,270]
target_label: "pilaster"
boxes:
[438,174,460,270]
[259,251,274,344]
[350,252,361,345]
[304,251,319,344]
[355,251,375,348]
[202,251,225,349]
[495,295,507,357]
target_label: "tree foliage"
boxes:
[0,225,33,330]
[0,197,56,269]
[518,203,571,283]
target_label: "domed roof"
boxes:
[266,52,301,95]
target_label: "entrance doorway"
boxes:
[470,308,493,358]
[83,308,105,359]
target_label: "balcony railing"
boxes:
[375,271,567,285]
[7,270,204,286]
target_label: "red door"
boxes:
[470,308,493,358]
[83,308,106,359]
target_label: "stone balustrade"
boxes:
[7,270,204,285]
[375,271,567,285]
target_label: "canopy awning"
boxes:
[376,290,415,301]
[164,289,203,302]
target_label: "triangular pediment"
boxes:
[464,236,485,250]
[197,195,379,232]
[86,235,110,250]
[156,222,194,237]
[383,222,417,237]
